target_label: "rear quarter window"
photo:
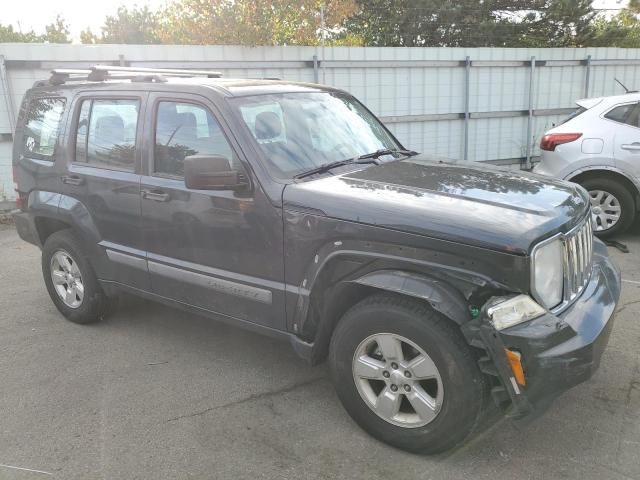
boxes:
[604,103,640,128]
[22,97,66,160]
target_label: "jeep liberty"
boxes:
[12,66,621,453]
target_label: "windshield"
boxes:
[231,92,401,179]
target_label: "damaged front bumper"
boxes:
[464,239,621,418]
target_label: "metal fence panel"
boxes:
[2,44,640,201]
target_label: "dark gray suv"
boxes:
[12,66,621,454]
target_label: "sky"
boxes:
[0,0,632,42]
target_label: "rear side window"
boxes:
[22,97,65,160]
[75,98,140,171]
[154,101,234,177]
[604,103,639,127]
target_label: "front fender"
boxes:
[353,270,471,325]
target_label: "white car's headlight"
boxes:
[531,238,564,310]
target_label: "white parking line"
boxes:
[622,278,640,285]
[0,463,53,476]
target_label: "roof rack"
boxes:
[49,65,223,85]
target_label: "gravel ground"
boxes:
[0,223,639,480]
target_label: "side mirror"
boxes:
[184,154,247,191]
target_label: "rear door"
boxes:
[64,91,149,289]
[139,92,286,329]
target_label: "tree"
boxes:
[341,0,548,47]
[0,15,70,43]
[43,15,71,43]
[156,0,357,46]
[82,6,162,44]
[511,0,596,47]
[590,2,640,48]
[341,0,600,47]
[0,24,41,42]
[79,28,99,44]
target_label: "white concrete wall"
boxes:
[0,142,12,202]
[2,44,640,202]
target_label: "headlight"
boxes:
[531,238,564,309]
[487,295,546,330]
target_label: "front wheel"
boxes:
[329,293,487,454]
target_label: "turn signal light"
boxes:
[540,133,582,151]
[505,349,526,386]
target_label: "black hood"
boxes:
[283,155,590,254]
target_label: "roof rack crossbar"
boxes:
[92,65,223,77]
[48,65,223,85]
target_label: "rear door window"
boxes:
[75,98,140,171]
[22,97,66,160]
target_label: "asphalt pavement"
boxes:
[0,223,639,480]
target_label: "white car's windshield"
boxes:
[232,92,401,179]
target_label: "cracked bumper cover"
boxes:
[475,239,621,418]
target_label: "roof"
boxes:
[576,92,640,110]
[33,76,341,98]
[35,65,342,98]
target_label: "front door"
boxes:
[140,93,285,329]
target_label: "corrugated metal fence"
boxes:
[2,43,640,203]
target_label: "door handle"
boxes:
[621,143,640,151]
[141,189,170,202]
[61,175,84,186]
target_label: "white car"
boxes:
[534,93,640,237]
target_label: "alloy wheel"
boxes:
[352,333,444,428]
[50,250,84,309]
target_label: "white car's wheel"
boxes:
[580,178,635,237]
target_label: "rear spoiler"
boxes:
[575,97,604,110]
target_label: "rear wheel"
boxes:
[579,177,635,238]
[329,293,487,454]
[42,229,107,324]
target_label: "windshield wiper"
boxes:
[358,148,418,160]
[293,158,379,180]
[293,149,418,180]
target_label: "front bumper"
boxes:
[466,239,621,418]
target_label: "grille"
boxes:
[562,216,594,304]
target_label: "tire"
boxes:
[329,293,487,454]
[42,229,107,324]
[579,177,635,238]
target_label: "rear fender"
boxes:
[30,192,110,278]
[566,166,640,195]
[56,193,102,245]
